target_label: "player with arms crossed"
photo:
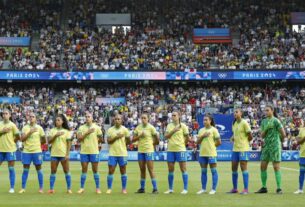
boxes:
[228,109,252,195]
[164,111,190,194]
[47,114,72,194]
[133,113,160,194]
[0,109,20,193]
[19,112,46,194]
[293,121,305,194]
[255,106,286,194]
[106,114,131,194]
[77,112,103,194]
[196,115,221,195]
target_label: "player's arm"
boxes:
[214,129,221,147]
[196,131,210,144]
[132,129,140,142]
[153,133,160,145]
[0,127,12,136]
[296,133,305,145]
[48,131,64,144]
[77,128,95,142]
[20,127,37,142]
[244,122,253,141]
[66,139,72,159]
[165,125,180,139]
[125,129,131,145]
[107,133,123,144]
[13,125,21,142]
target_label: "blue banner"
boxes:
[15,150,300,162]
[0,37,31,47]
[96,97,126,105]
[291,12,305,24]
[0,70,305,81]
[194,28,230,37]
[197,114,234,141]
[0,97,20,104]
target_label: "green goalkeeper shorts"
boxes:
[260,147,281,162]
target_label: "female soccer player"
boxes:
[19,112,46,194]
[132,113,159,194]
[196,115,221,195]
[77,112,103,194]
[228,109,252,195]
[255,106,286,194]
[47,114,72,194]
[293,121,305,194]
[0,109,20,193]
[106,114,130,194]
[164,111,190,194]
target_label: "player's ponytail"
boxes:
[57,114,70,131]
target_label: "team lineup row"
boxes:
[0,106,305,195]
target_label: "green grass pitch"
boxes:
[0,161,303,207]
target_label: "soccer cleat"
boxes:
[276,188,283,194]
[122,189,127,194]
[209,190,216,195]
[180,190,188,194]
[135,188,145,194]
[255,187,268,194]
[294,189,304,194]
[240,189,249,195]
[38,189,44,194]
[96,189,102,194]
[67,190,73,194]
[152,189,159,194]
[164,189,174,194]
[196,189,207,195]
[19,189,26,194]
[8,189,15,194]
[48,190,55,194]
[227,189,238,194]
[77,188,85,194]
[106,189,112,194]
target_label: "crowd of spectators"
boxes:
[0,83,304,151]
[1,0,305,70]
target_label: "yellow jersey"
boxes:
[166,122,189,152]
[49,128,71,157]
[299,127,305,158]
[22,124,45,153]
[77,123,102,154]
[134,123,157,153]
[232,119,251,152]
[198,126,220,157]
[0,121,19,152]
[107,125,130,156]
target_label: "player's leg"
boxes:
[147,157,158,193]
[209,158,218,194]
[61,158,72,193]
[119,158,128,194]
[91,154,100,193]
[273,161,282,194]
[20,153,31,193]
[255,160,269,193]
[78,154,89,193]
[229,152,239,193]
[165,151,175,193]
[33,153,44,193]
[7,152,16,193]
[137,160,146,193]
[49,158,60,193]
[295,158,305,194]
[178,152,188,194]
[197,156,208,194]
[106,156,117,193]
[240,152,249,194]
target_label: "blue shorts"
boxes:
[22,152,43,165]
[232,151,249,162]
[167,151,187,162]
[108,156,127,167]
[300,158,305,165]
[80,154,100,163]
[138,152,154,161]
[198,156,217,164]
[51,156,66,162]
[0,152,16,162]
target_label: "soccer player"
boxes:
[0,109,20,193]
[255,106,286,194]
[228,109,252,195]
[77,112,103,194]
[293,121,305,194]
[19,112,46,194]
[132,113,159,194]
[47,114,72,194]
[196,115,221,195]
[106,114,130,194]
[164,111,190,194]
